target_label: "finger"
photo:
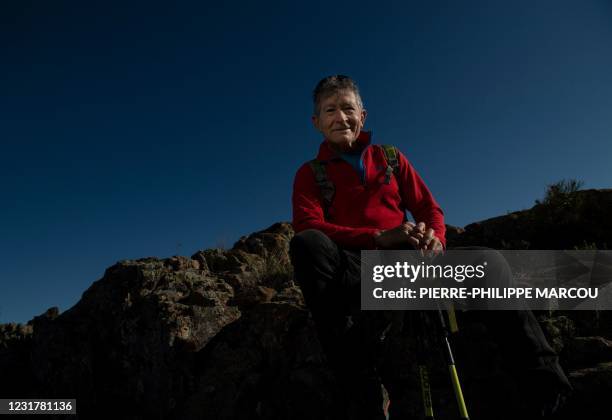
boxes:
[415,222,426,233]
[402,222,415,233]
[409,226,425,238]
[427,237,443,252]
[407,236,420,249]
[411,232,424,242]
[423,238,437,257]
[423,228,435,247]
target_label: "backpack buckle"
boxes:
[385,166,393,184]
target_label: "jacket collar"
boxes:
[315,130,373,161]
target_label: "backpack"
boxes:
[309,144,400,219]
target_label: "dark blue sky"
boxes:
[2,1,611,323]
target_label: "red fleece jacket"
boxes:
[292,131,446,250]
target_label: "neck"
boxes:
[327,140,359,154]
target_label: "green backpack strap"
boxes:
[381,144,399,184]
[309,159,335,219]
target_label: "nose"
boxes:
[333,110,348,124]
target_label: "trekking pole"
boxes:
[436,302,469,420]
[416,311,435,420]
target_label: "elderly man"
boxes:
[290,75,569,419]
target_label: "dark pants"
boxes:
[290,229,571,419]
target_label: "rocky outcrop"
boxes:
[0,322,34,397]
[0,222,311,419]
[1,190,612,419]
[446,189,612,250]
[30,257,241,419]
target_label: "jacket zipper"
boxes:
[360,145,370,185]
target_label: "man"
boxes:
[292,75,444,254]
[290,75,569,419]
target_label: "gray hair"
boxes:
[312,75,364,115]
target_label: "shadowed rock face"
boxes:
[1,193,612,419]
[0,322,34,397]
[446,189,612,251]
[0,222,315,420]
[30,257,243,419]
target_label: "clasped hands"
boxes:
[374,221,443,253]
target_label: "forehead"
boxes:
[319,90,360,107]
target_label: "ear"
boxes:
[360,108,367,126]
[311,114,321,131]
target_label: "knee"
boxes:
[469,248,513,287]
[290,229,334,264]
[453,246,507,266]
[448,247,512,287]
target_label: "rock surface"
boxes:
[446,188,612,250]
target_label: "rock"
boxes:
[444,224,465,245]
[29,256,241,419]
[0,322,34,397]
[448,189,612,250]
[179,303,332,420]
[538,315,576,356]
[560,362,612,420]
[0,222,307,419]
[565,336,612,368]
[232,222,293,264]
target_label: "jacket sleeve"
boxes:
[292,164,380,249]
[396,151,447,248]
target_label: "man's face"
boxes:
[312,90,367,151]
